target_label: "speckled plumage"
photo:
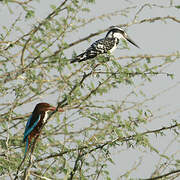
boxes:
[70,26,139,63]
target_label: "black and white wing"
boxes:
[70,38,117,63]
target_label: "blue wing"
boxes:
[23,114,41,142]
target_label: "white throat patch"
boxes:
[113,32,124,39]
[43,111,49,122]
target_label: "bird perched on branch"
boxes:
[70,26,139,63]
[23,103,63,156]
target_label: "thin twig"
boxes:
[35,123,179,163]
[142,169,180,180]
[20,0,68,66]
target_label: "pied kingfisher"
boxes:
[70,26,139,63]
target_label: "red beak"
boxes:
[48,106,64,112]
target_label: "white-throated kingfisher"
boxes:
[23,103,63,156]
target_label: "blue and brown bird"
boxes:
[23,103,63,156]
[70,26,139,63]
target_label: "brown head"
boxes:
[33,103,64,113]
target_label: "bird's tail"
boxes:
[70,52,87,63]
[24,138,29,157]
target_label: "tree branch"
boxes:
[20,0,68,66]
[142,169,180,180]
[68,150,83,180]
[35,123,179,163]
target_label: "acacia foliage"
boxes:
[0,0,179,179]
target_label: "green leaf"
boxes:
[165,56,172,62]
[146,57,151,63]
[50,4,56,10]
[106,177,111,180]
[82,8,90,12]
[160,154,170,160]
[175,5,180,9]
[167,73,174,79]
[25,10,35,19]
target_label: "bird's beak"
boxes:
[48,106,64,112]
[124,34,140,48]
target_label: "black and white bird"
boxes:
[70,26,139,63]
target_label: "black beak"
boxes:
[125,35,140,48]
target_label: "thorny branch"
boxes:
[68,150,83,180]
[1,15,180,84]
[35,123,179,163]
[1,1,180,179]
[2,0,33,6]
[142,169,180,180]
[93,71,173,77]
[20,107,64,180]
[16,65,99,179]
[20,0,68,66]
[57,15,180,51]
[13,1,69,179]
[57,63,100,109]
